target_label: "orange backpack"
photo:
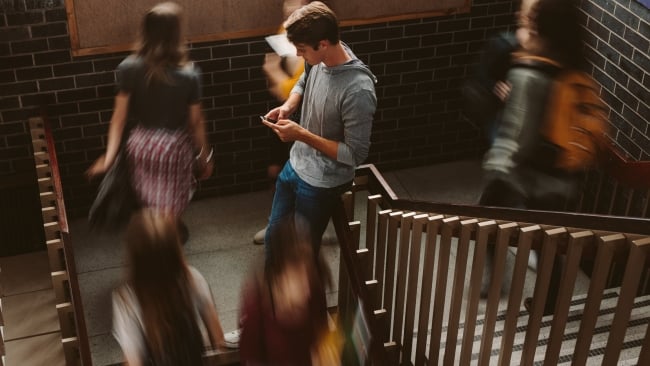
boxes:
[516,56,610,172]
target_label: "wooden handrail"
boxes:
[355,164,650,235]
[332,201,388,365]
[41,118,68,233]
[39,117,92,366]
[598,141,650,190]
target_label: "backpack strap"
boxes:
[511,54,564,77]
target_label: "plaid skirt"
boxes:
[126,126,194,216]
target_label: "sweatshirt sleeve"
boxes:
[483,68,549,176]
[337,88,377,166]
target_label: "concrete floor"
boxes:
[69,159,595,365]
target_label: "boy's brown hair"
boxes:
[284,1,339,49]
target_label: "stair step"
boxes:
[4,332,65,366]
[0,252,51,297]
[1,288,60,341]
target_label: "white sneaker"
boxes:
[253,226,267,245]
[528,252,538,271]
[223,329,241,349]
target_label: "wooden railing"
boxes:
[572,141,650,218]
[1,268,4,366]
[29,117,92,366]
[333,164,650,365]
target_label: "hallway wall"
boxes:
[580,0,649,160]
[1,0,648,222]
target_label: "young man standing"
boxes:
[261,1,377,256]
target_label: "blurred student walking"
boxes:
[239,218,339,365]
[87,2,212,242]
[112,209,226,365]
[479,0,593,314]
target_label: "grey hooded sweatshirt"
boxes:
[289,45,377,188]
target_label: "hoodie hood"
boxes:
[321,43,377,83]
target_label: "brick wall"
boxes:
[3,0,647,221]
[580,0,650,159]
[2,0,520,218]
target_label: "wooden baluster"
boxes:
[498,225,540,366]
[51,270,70,304]
[392,212,415,350]
[414,215,443,366]
[572,234,626,366]
[61,337,80,366]
[460,220,496,366]
[401,213,428,365]
[603,237,650,365]
[520,227,565,366]
[544,231,592,365]
[443,218,478,366]
[428,216,459,365]
[478,222,518,366]
[56,302,76,339]
[383,211,403,342]
[375,210,391,310]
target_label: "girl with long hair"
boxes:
[87,2,212,239]
[239,217,338,365]
[112,209,226,365]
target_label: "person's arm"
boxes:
[190,268,226,350]
[86,92,130,178]
[112,288,144,366]
[262,88,376,165]
[200,300,226,351]
[261,118,338,160]
[188,103,214,180]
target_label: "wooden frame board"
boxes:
[65,0,471,57]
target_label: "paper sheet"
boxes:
[265,34,297,57]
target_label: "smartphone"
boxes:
[260,115,277,124]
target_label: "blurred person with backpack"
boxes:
[479,0,608,314]
[462,31,518,143]
[112,209,227,365]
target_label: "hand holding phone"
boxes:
[260,115,277,124]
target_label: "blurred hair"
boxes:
[137,1,188,84]
[531,0,586,69]
[284,1,339,49]
[265,216,333,291]
[125,209,203,364]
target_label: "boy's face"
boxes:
[294,42,324,66]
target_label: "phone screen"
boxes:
[260,116,277,123]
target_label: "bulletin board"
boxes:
[65,0,470,57]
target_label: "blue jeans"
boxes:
[265,162,351,258]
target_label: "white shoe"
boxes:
[253,226,267,245]
[528,252,538,271]
[223,329,241,349]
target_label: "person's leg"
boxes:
[528,193,569,315]
[294,179,351,257]
[478,179,526,296]
[264,162,297,258]
[253,162,284,244]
